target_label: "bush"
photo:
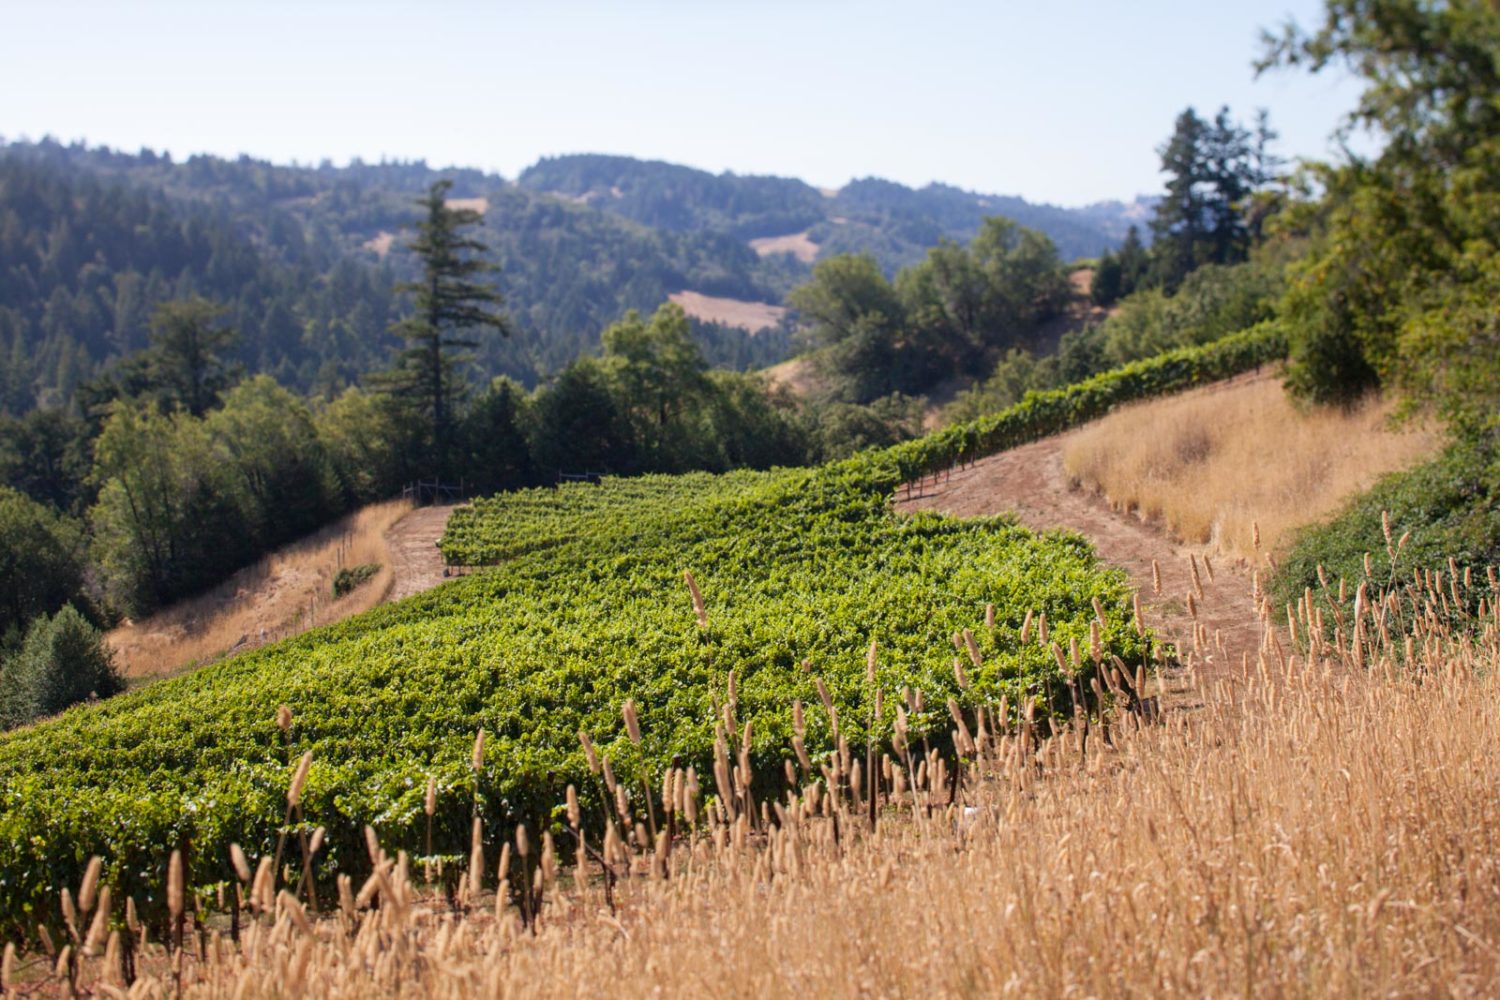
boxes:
[332,563,381,598]
[0,606,122,730]
[1272,439,1500,617]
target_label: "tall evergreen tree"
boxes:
[1148,108,1275,290]
[147,297,240,417]
[383,180,509,473]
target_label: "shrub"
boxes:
[332,563,381,598]
[0,605,122,730]
[1272,439,1500,617]
[0,487,86,641]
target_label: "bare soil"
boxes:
[895,435,1269,697]
[386,505,458,602]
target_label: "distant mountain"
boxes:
[519,154,1152,270]
[0,140,1148,415]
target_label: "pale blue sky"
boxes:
[1,0,1365,206]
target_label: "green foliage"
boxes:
[1272,439,1500,618]
[332,563,381,599]
[802,394,927,462]
[0,605,120,731]
[145,297,241,417]
[1262,1,1500,412]
[948,267,1284,425]
[525,357,638,476]
[0,408,92,514]
[898,219,1070,377]
[89,403,244,616]
[789,219,1070,404]
[0,488,86,641]
[1395,247,1500,439]
[316,388,421,504]
[1148,107,1277,291]
[458,378,533,496]
[787,254,907,402]
[89,383,343,616]
[1096,260,1283,365]
[599,304,710,464]
[1090,226,1150,307]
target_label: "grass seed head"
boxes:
[579,731,600,774]
[167,849,184,920]
[472,730,486,774]
[622,699,642,745]
[229,844,252,883]
[289,750,313,807]
[78,855,102,914]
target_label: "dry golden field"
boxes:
[106,500,413,680]
[1061,374,1441,559]
[14,554,1500,998]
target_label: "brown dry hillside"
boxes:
[748,230,819,262]
[108,501,456,680]
[668,290,786,332]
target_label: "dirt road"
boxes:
[385,505,458,602]
[896,436,1269,692]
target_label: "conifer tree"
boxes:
[384,180,509,472]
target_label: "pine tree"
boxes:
[1147,107,1273,291]
[147,296,239,417]
[383,180,509,473]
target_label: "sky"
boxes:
[0,0,1367,206]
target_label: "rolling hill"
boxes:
[0,139,1146,413]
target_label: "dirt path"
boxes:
[896,436,1269,697]
[385,505,458,602]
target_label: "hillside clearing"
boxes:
[362,231,395,257]
[762,353,825,396]
[748,229,819,262]
[444,196,489,214]
[668,290,786,332]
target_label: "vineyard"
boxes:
[0,327,1285,940]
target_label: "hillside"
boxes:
[0,328,1282,936]
[0,140,1144,414]
[519,153,1150,269]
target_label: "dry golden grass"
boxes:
[667,290,787,333]
[106,500,413,680]
[1062,373,1441,559]
[748,229,820,263]
[21,552,1500,998]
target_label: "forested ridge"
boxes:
[0,141,1143,413]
